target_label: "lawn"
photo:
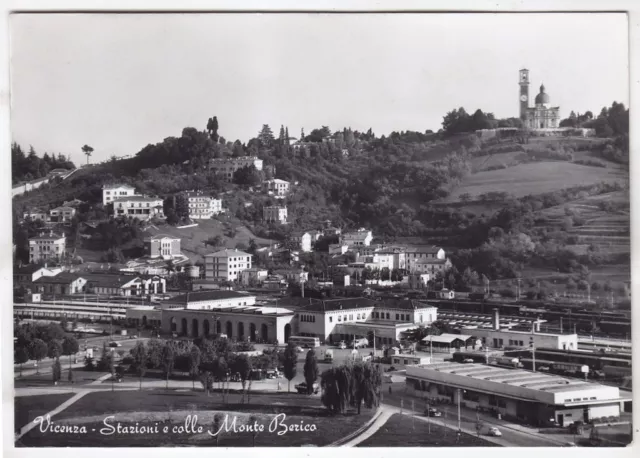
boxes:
[15,393,75,433]
[443,161,628,202]
[18,390,375,447]
[357,413,496,447]
[144,217,272,263]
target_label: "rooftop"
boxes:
[112,195,163,203]
[168,290,255,304]
[30,233,65,241]
[205,248,252,258]
[103,183,135,190]
[421,333,474,344]
[375,298,436,311]
[34,272,85,284]
[83,273,141,288]
[145,233,180,241]
[405,245,444,254]
[296,297,377,312]
[410,362,616,398]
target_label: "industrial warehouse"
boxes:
[405,362,627,427]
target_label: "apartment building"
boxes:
[264,206,288,224]
[102,184,136,206]
[113,195,164,220]
[185,192,223,219]
[204,248,253,282]
[29,232,66,263]
[209,157,263,182]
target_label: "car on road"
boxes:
[295,382,320,394]
[563,442,577,447]
[487,427,502,437]
[108,341,122,348]
[463,358,475,363]
[296,346,305,353]
[130,335,138,339]
[424,407,442,417]
[336,341,347,349]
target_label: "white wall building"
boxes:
[204,248,252,282]
[29,232,66,264]
[209,157,263,182]
[341,228,373,246]
[185,192,223,219]
[102,184,136,206]
[405,362,623,427]
[113,196,164,220]
[264,206,288,224]
[264,179,290,197]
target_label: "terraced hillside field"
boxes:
[444,161,628,202]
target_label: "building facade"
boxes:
[49,206,76,223]
[33,273,88,295]
[264,206,288,224]
[519,69,560,129]
[264,179,290,197]
[29,233,66,264]
[341,228,373,246]
[204,248,253,281]
[186,192,223,219]
[145,234,181,259]
[405,362,623,427]
[102,184,136,206]
[113,196,164,220]
[209,157,264,182]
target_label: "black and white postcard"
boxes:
[3,1,638,454]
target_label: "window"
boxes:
[396,314,399,320]
[329,317,333,323]
[338,316,342,322]
[386,313,390,319]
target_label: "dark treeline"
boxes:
[11,143,75,185]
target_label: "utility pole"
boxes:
[531,344,536,372]
[560,316,563,334]
[457,388,462,431]
[516,277,521,301]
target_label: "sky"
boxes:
[10,13,629,165]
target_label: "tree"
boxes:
[248,414,259,446]
[303,348,319,394]
[62,336,79,371]
[233,354,253,403]
[207,116,220,142]
[162,344,175,389]
[189,345,202,390]
[81,144,94,165]
[351,361,382,414]
[282,341,298,392]
[14,345,29,376]
[233,165,262,187]
[130,341,147,390]
[68,367,75,386]
[29,338,47,374]
[212,413,223,446]
[258,124,275,148]
[52,358,61,385]
[47,340,63,359]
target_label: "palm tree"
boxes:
[81,145,94,165]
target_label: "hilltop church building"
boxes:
[519,69,560,129]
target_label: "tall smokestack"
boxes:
[493,308,500,330]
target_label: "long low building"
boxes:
[405,361,625,427]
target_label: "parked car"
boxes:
[424,407,442,417]
[108,341,122,348]
[295,382,320,394]
[463,358,475,363]
[487,427,502,437]
[336,341,347,349]
[296,346,304,353]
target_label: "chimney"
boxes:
[492,308,500,331]
[535,320,541,332]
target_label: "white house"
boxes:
[185,192,223,219]
[113,196,164,221]
[341,228,373,246]
[264,179,290,197]
[264,206,288,224]
[102,184,136,206]
[293,232,312,252]
[209,157,264,182]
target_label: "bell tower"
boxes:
[519,68,530,120]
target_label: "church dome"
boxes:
[535,84,550,104]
